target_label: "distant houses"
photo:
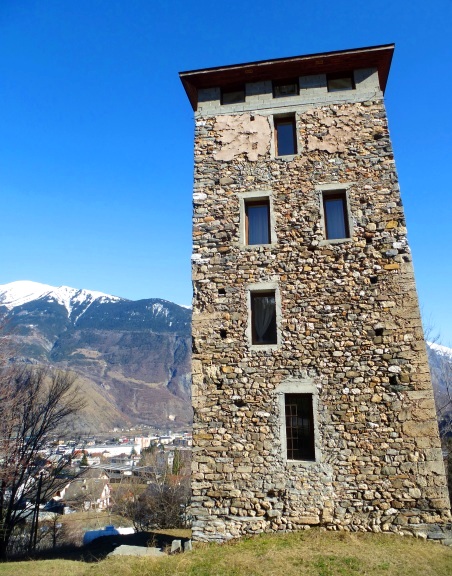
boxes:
[39,432,193,507]
[49,468,111,512]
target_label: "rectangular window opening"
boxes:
[275,115,297,156]
[323,191,350,240]
[273,78,299,98]
[285,393,315,461]
[327,72,355,93]
[251,291,277,345]
[221,85,245,105]
[245,199,270,245]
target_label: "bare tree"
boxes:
[40,513,65,550]
[112,477,147,530]
[137,470,190,530]
[0,365,85,559]
[113,447,191,530]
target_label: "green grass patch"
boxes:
[0,529,450,576]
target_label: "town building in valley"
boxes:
[180,44,450,541]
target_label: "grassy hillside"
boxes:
[1,529,450,576]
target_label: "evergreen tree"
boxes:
[172,448,182,475]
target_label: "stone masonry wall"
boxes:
[190,86,450,541]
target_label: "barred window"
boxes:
[285,393,315,461]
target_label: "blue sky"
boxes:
[0,1,451,343]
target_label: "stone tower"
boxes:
[180,44,450,541]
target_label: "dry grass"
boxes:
[0,529,451,576]
[0,559,88,576]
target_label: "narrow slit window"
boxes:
[323,191,350,240]
[285,393,315,461]
[327,72,355,92]
[245,199,270,245]
[275,115,297,156]
[251,291,277,345]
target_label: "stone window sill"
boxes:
[249,344,280,352]
[319,237,352,246]
[275,154,297,162]
[286,459,318,467]
[240,243,277,250]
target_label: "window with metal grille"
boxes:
[285,393,315,461]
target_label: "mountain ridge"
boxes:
[0,280,192,432]
[0,280,124,323]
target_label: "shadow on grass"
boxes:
[8,531,190,563]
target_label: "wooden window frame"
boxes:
[323,191,350,240]
[245,199,271,245]
[250,290,277,345]
[274,115,297,157]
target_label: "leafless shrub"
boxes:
[112,447,191,531]
[0,364,85,559]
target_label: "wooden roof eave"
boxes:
[180,43,395,111]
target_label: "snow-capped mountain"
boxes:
[427,341,452,361]
[426,341,451,438]
[0,280,123,323]
[0,280,186,331]
[0,280,192,431]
